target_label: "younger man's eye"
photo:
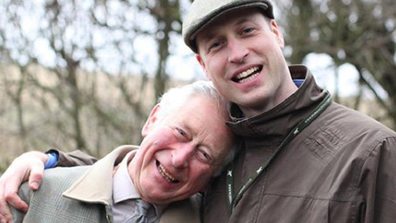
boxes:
[242,27,254,34]
[211,41,221,49]
[209,40,224,51]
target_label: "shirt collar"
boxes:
[112,151,168,217]
[113,151,139,203]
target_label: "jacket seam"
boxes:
[259,192,356,202]
[350,136,395,223]
[352,136,396,190]
[253,170,269,223]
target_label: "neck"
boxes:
[241,82,298,117]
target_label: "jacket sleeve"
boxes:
[360,136,396,223]
[47,149,98,167]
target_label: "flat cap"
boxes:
[182,0,274,53]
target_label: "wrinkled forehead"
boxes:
[166,94,232,138]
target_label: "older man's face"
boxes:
[129,95,233,205]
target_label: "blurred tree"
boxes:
[0,0,190,159]
[2,0,394,172]
[138,0,183,99]
[276,0,396,129]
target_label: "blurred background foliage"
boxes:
[1,0,395,174]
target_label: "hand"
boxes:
[0,151,48,223]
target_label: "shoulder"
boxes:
[32,166,90,200]
[302,102,396,164]
[43,166,90,186]
[11,166,91,222]
[319,102,395,139]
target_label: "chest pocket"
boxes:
[253,194,363,223]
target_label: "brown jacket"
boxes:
[203,65,396,223]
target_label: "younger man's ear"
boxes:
[142,104,161,137]
[270,20,285,48]
[196,54,211,80]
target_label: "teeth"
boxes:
[236,67,259,80]
[158,163,177,183]
[235,67,259,82]
[239,73,258,83]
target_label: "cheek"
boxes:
[136,142,161,168]
[206,54,226,75]
[189,165,213,186]
[265,42,283,59]
[140,131,173,152]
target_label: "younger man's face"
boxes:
[196,8,294,116]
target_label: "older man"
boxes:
[3,81,235,223]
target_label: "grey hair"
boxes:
[157,80,237,177]
[157,80,229,120]
[213,142,239,177]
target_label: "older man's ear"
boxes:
[141,104,161,137]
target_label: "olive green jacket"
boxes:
[11,146,201,223]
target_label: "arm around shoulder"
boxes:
[48,149,98,167]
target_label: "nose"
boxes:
[172,144,195,168]
[228,38,248,63]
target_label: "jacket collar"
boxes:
[62,145,138,205]
[226,65,329,146]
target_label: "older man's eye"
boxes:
[196,149,212,164]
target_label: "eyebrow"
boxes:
[199,31,217,47]
[183,123,215,152]
[235,17,251,26]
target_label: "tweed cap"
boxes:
[183,0,274,53]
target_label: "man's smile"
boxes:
[232,66,262,83]
[156,160,179,183]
